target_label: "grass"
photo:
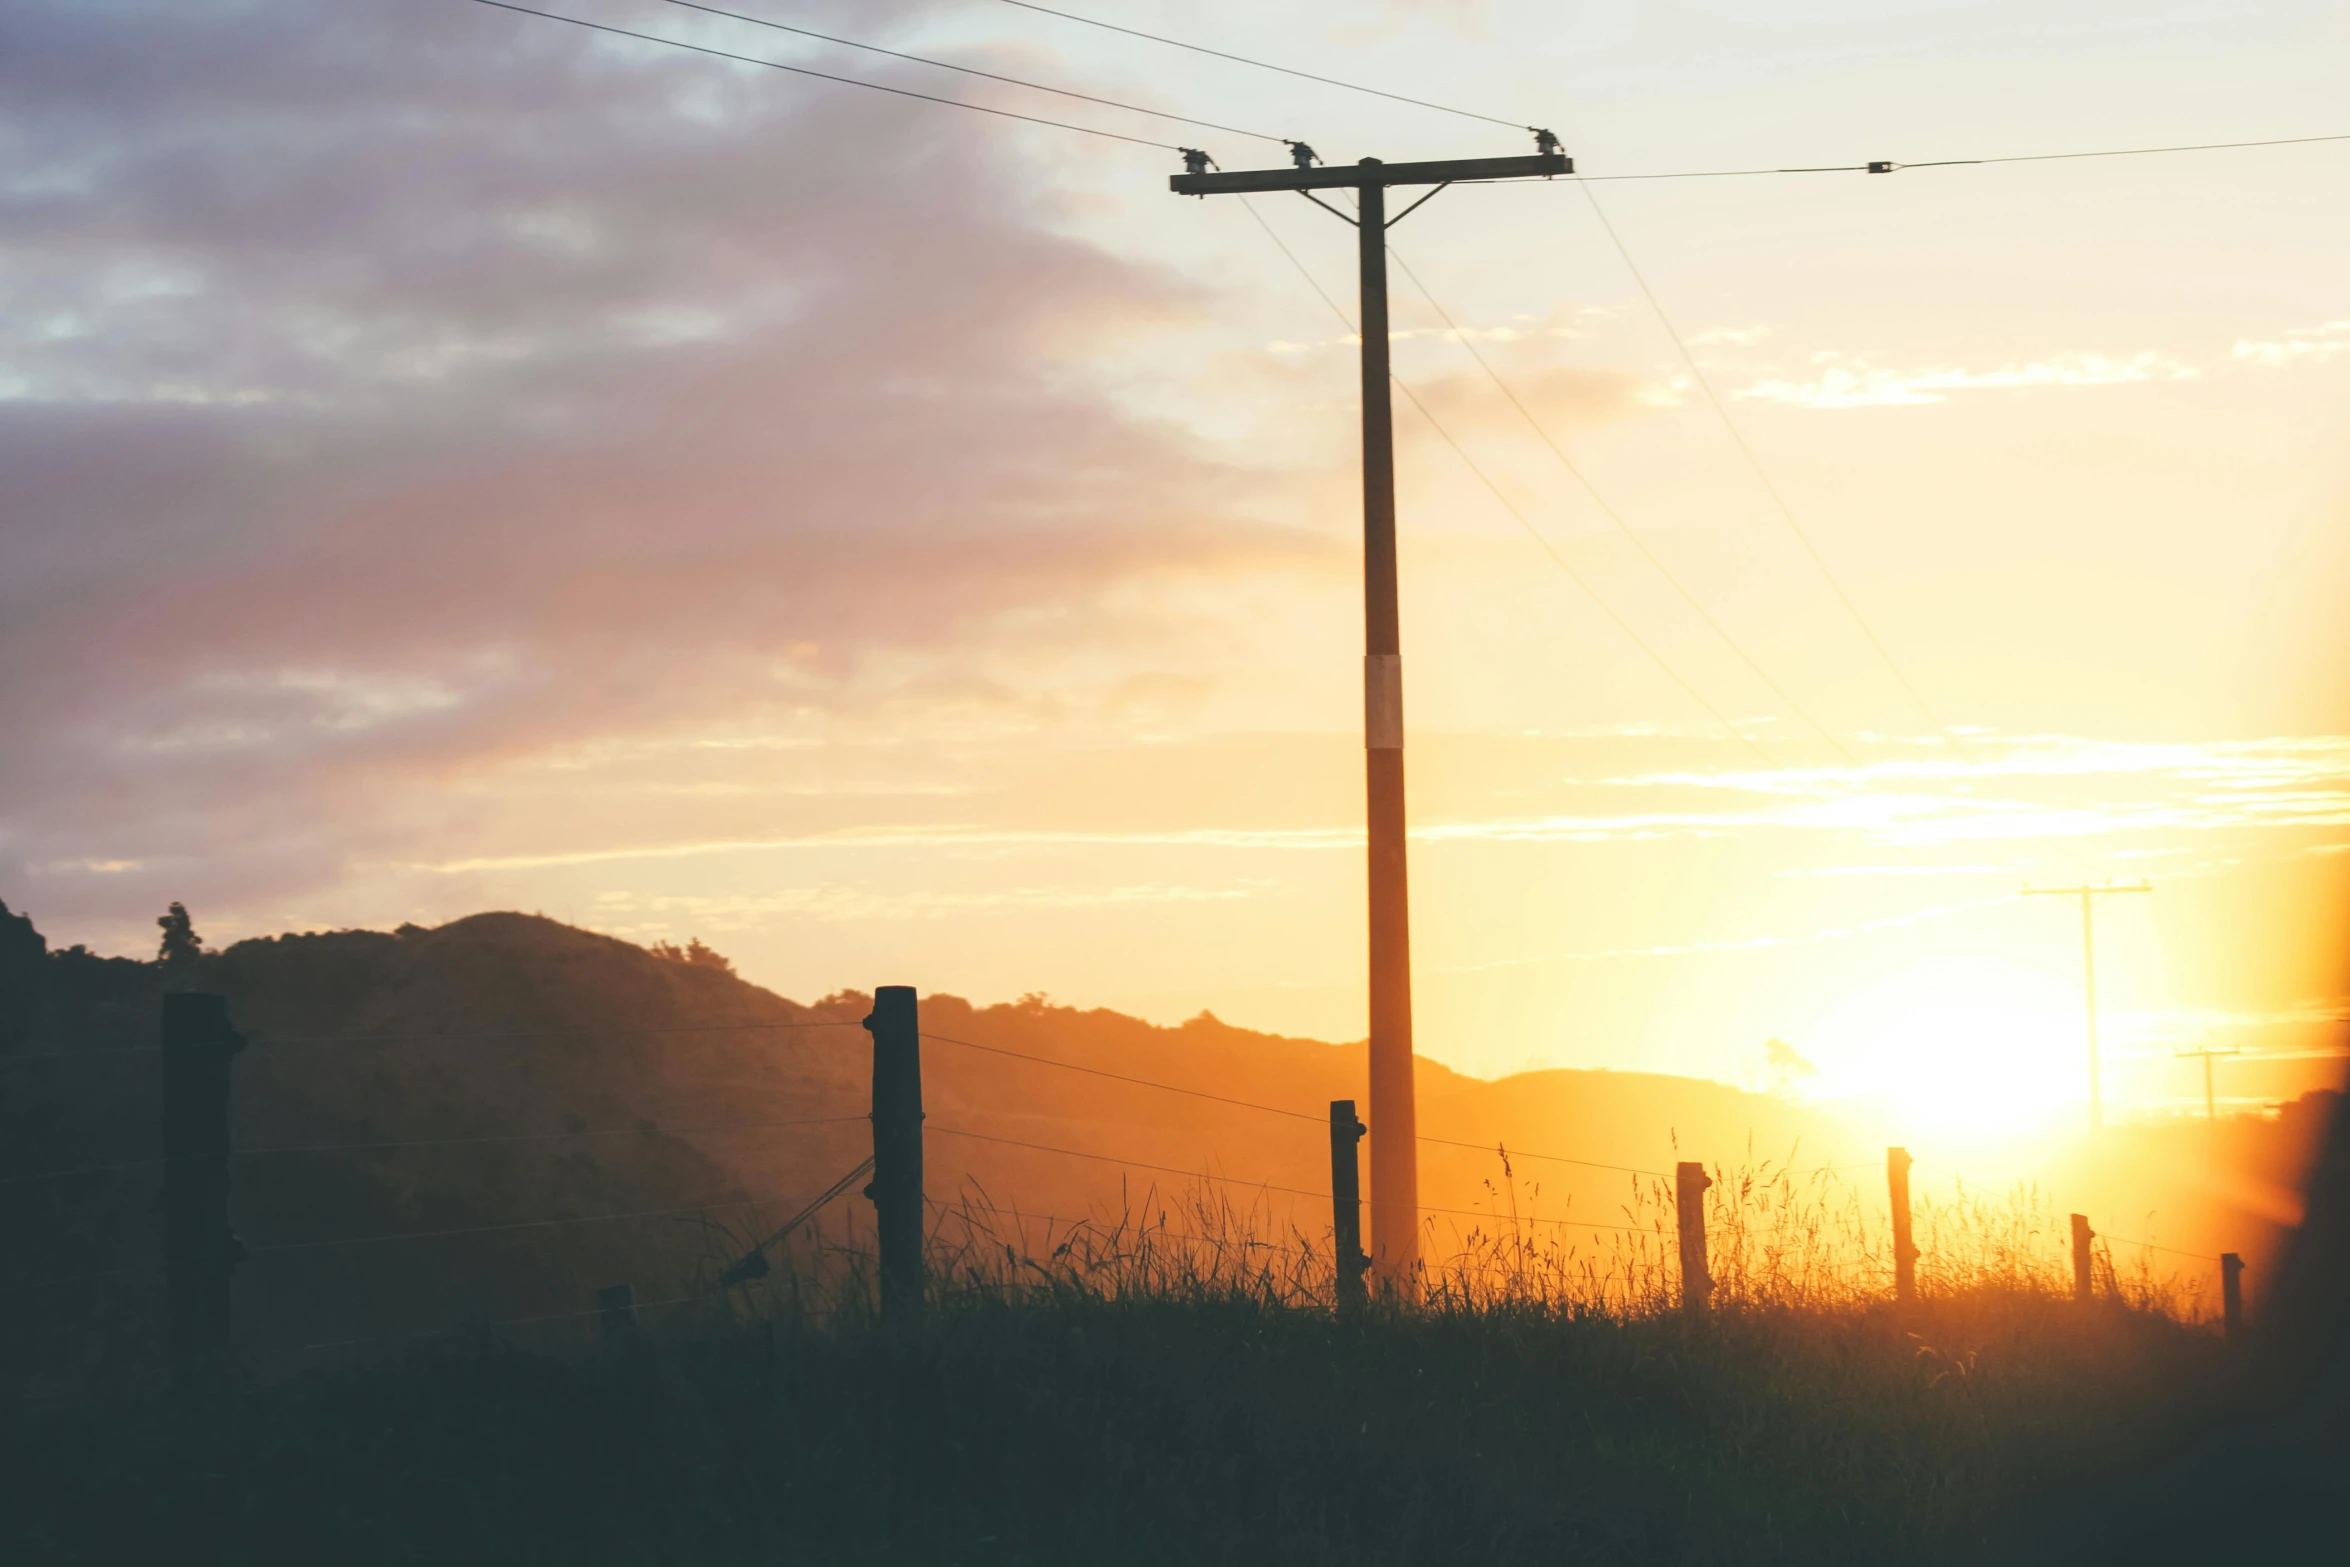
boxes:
[3,1169,2235,1566]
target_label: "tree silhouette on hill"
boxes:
[156,902,202,967]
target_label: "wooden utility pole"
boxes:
[864,985,924,1335]
[2220,1251,2245,1343]
[1675,1161,1713,1315]
[1329,1099,1369,1315]
[162,991,245,1382]
[2023,882,2151,1133]
[2070,1213,2095,1302]
[2175,1041,2239,1130]
[1174,139,1568,1283]
[1887,1146,1918,1305]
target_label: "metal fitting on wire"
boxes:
[1287,140,1318,168]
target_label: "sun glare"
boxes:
[1808,955,2083,1153]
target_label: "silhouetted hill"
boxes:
[3,905,1859,1392]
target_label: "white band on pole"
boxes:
[1364,654,1403,750]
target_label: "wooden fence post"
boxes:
[1676,1161,1713,1316]
[163,992,245,1382]
[2220,1252,2244,1342]
[1330,1100,1368,1316]
[597,1283,640,1338]
[2070,1213,2095,1302]
[1887,1146,1917,1305]
[865,985,924,1335]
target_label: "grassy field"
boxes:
[6,1197,2232,1567]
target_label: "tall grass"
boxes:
[705,1155,2224,1332]
[6,1157,2233,1566]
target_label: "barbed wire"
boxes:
[927,1123,1332,1202]
[235,1113,866,1160]
[247,1197,762,1255]
[248,1289,711,1359]
[1415,1134,1670,1181]
[919,1031,1325,1124]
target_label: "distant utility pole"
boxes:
[2175,1040,2240,1129]
[1172,135,1569,1284]
[2023,882,2152,1134]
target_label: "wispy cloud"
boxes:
[1737,351,2197,408]
[2233,321,2350,367]
[595,882,1256,927]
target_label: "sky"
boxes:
[3,0,2345,1145]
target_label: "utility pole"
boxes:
[2023,882,2151,1134]
[2175,1041,2239,1129]
[1173,135,1568,1284]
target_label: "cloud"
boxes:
[0,1,1331,920]
[1736,350,2197,408]
[2233,321,2350,368]
[1406,363,1650,429]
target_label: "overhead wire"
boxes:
[1233,193,1788,769]
[1575,132,2350,180]
[660,0,1291,145]
[1385,242,1865,768]
[1569,184,1972,760]
[1566,181,2124,883]
[470,0,1186,151]
[992,0,1528,132]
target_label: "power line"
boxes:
[1234,194,1787,770]
[1570,183,1974,763]
[1576,132,2350,180]
[991,2,2345,179]
[1385,243,1866,768]
[471,0,1185,151]
[992,0,1529,132]
[662,0,1290,145]
[920,1030,1324,1124]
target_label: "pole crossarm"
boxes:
[1171,152,1567,195]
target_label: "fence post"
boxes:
[1330,1099,1368,1316]
[2220,1252,2244,1342]
[2070,1213,2095,1302]
[1887,1146,1917,1305]
[163,992,245,1382]
[865,986,924,1335]
[597,1283,640,1338]
[1676,1161,1713,1316]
